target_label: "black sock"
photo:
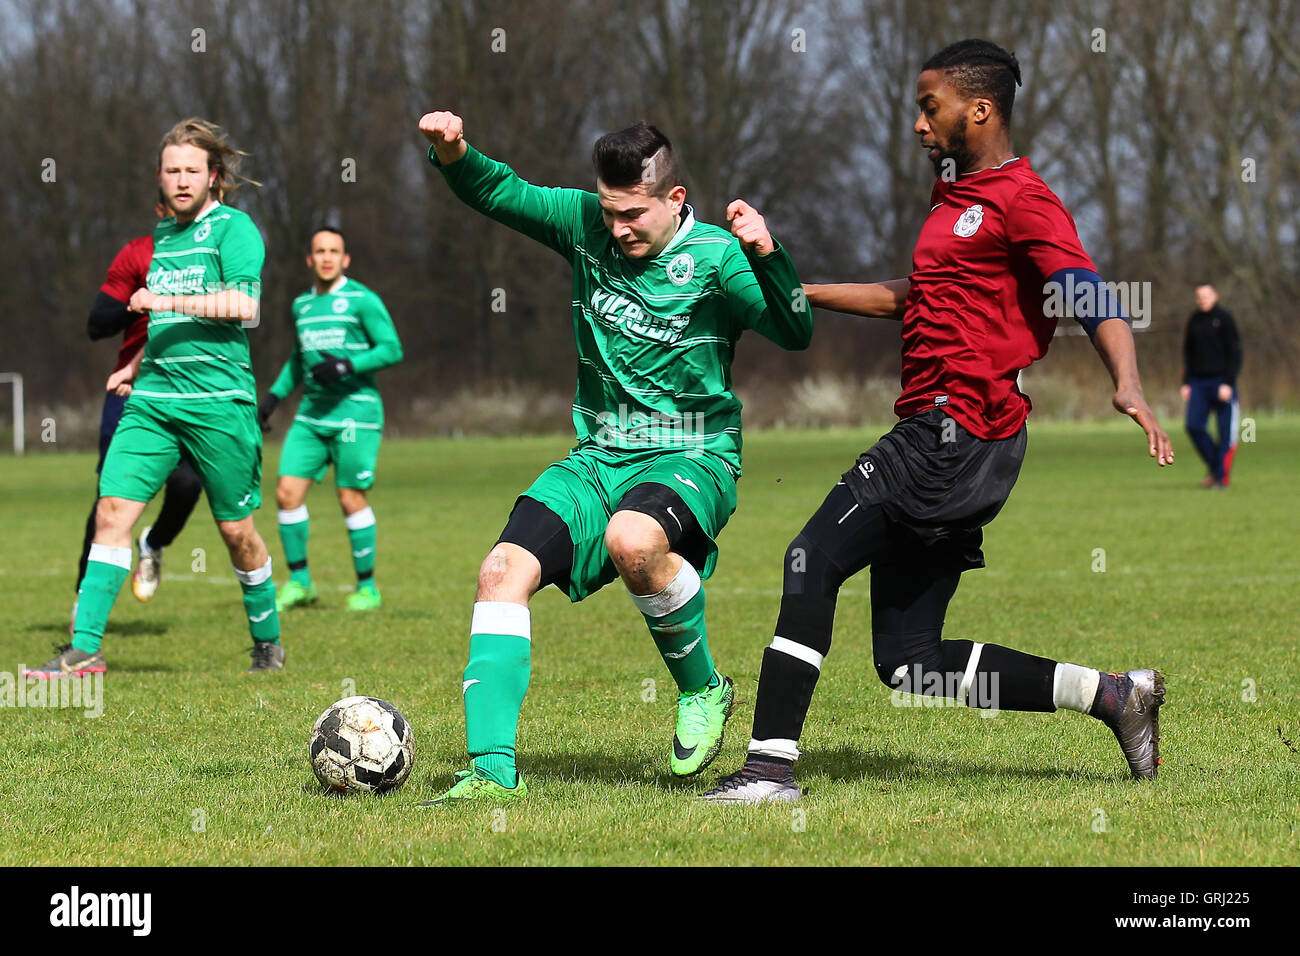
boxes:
[938,640,1058,712]
[750,594,836,748]
[743,754,795,776]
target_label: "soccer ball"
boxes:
[309,696,414,794]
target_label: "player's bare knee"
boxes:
[216,519,256,555]
[275,485,296,510]
[605,512,661,577]
[476,545,536,602]
[94,497,120,530]
[94,497,137,540]
[338,488,367,514]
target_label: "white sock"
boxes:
[627,561,700,618]
[471,601,531,639]
[234,557,273,587]
[278,505,308,525]
[344,507,376,531]
[748,738,801,761]
[1053,662,1101,713]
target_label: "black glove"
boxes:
[257,393,279,433]
[310,353,354,385]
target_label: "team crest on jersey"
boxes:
[953,204,985,238]
[332,297,348,313]
[666,252,695,286]
[194,221,212,242]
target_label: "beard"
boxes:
[929,115,978,178]
[167,182,210,217]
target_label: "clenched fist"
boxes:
[726,200,775,256]
[419,111,468,166]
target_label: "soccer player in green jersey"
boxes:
[258,227,404,612]
[26,117,285,677]
[417,110,812,802]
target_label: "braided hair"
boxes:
[922,39,1022,124]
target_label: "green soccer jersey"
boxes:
[432,144,811,475]
[134,202,265,404]
[268,276,403,427]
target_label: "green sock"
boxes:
[345,506,377,588]
[278,506,312,587]
[72,545,132,654]
[236,560,280,643]
[631,562,716,693]
[464,602,531,789]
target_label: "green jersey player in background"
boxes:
[27,117,285,677]
[258,227,404,612]
[418,110,812,802]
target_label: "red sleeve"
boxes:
[99,235,153,302]
[1004,183,1095,280]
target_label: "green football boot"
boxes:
[346,585,382,611]
[419,769,528,805]
[275,579,317,612]
[671,673,735,777]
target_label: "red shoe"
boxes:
[1222,445,1237,486]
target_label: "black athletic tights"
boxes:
[749,481,1057,750]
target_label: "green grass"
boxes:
[2,418,1298,865]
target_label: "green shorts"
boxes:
[279,417,382,490]
[100,397,262,521]
[520,444,739,602]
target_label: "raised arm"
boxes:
[419,110,589,258]
[722,200,813,350]
[803,279,909,319]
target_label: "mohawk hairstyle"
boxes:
[922,39,1022,124]
[592,122,682,198]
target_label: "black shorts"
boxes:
[842,407,1026,570]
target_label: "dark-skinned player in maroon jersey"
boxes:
[704,39,1174,804]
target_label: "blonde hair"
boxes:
[158,117,260,200]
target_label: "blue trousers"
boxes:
[1185,377,1238,483]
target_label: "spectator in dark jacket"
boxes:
[1181,283,1242,488]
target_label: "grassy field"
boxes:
[2,418,1298,866]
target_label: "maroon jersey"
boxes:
[897,157,1095,439]
[100,235,153,373]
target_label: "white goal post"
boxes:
[0,372,23,454]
